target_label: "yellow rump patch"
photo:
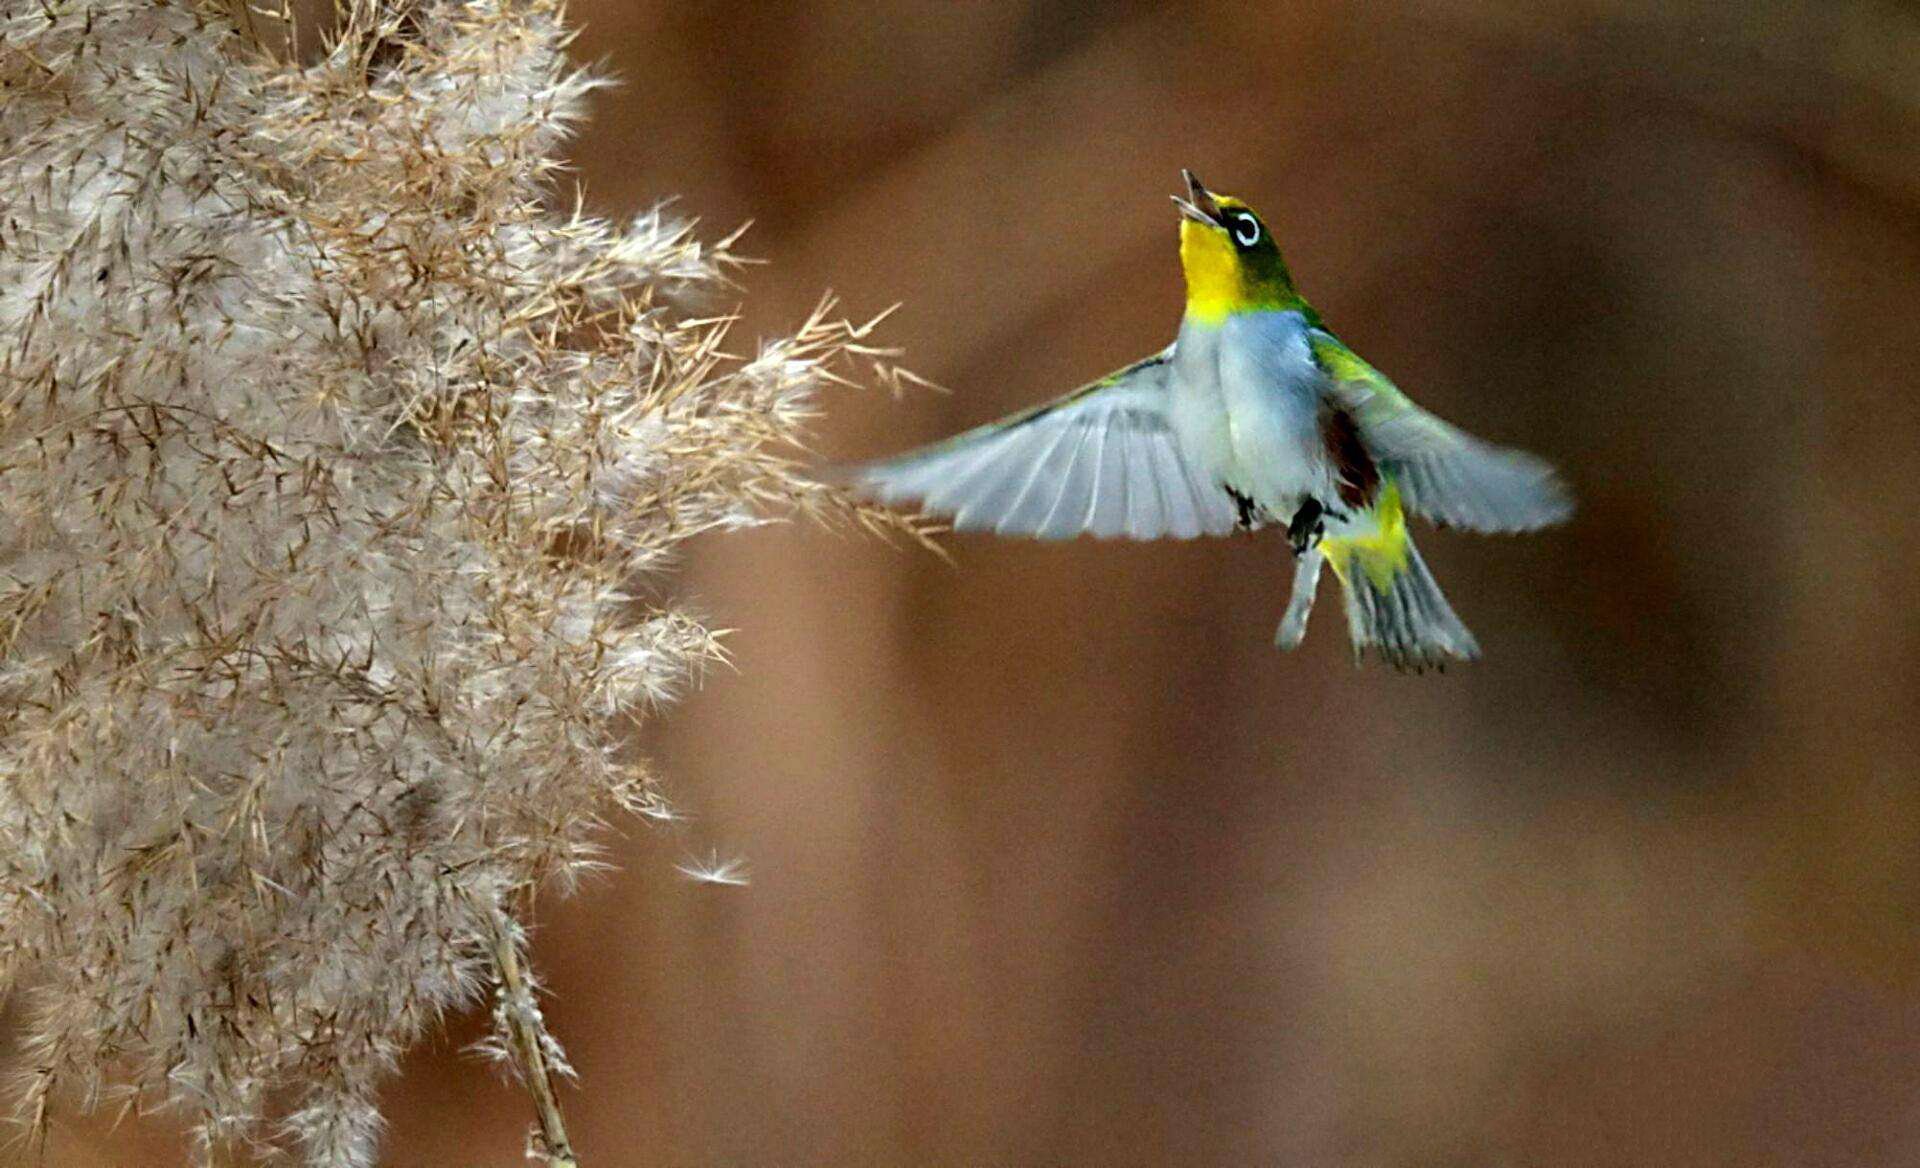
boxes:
[1320,480,1411,590]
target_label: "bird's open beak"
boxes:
[1172,168,1224,227]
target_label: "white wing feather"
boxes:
[853,350,1236,540]
[1312,330,1573,533]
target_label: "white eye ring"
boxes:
[1231,212,1261,247]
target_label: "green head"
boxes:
[1172,170,1308,325]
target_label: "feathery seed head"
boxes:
[0,2,918,1163]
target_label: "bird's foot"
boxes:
[1287,498,1326,554]
[1226,486,1260,531]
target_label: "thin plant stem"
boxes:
[486,906,580,1168]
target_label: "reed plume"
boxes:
[0,2,913,1162]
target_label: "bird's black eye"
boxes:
[1230,211,1262,248]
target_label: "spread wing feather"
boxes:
[851,349,1237,540]
[1310,331,1573,533]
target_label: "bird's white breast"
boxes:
[1169,310,1328,513]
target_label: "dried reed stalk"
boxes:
[0,1,919,1163]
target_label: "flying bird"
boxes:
[852,171,1572,670]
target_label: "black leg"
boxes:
[1287,498,1325,554]
[1226,486,1259,530]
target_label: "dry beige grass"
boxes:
[0,2,918,1163]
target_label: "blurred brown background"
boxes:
[56,1,1920,1165]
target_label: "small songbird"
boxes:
[853,171,1572,670]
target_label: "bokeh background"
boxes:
[54,1,1920,1165]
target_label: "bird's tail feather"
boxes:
[1274,480,1479,671]
[1327,531,1478,671]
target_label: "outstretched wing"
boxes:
[851,349,1237,540]
[1310,331,1573,533]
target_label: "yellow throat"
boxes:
[1177,195,1306,326]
